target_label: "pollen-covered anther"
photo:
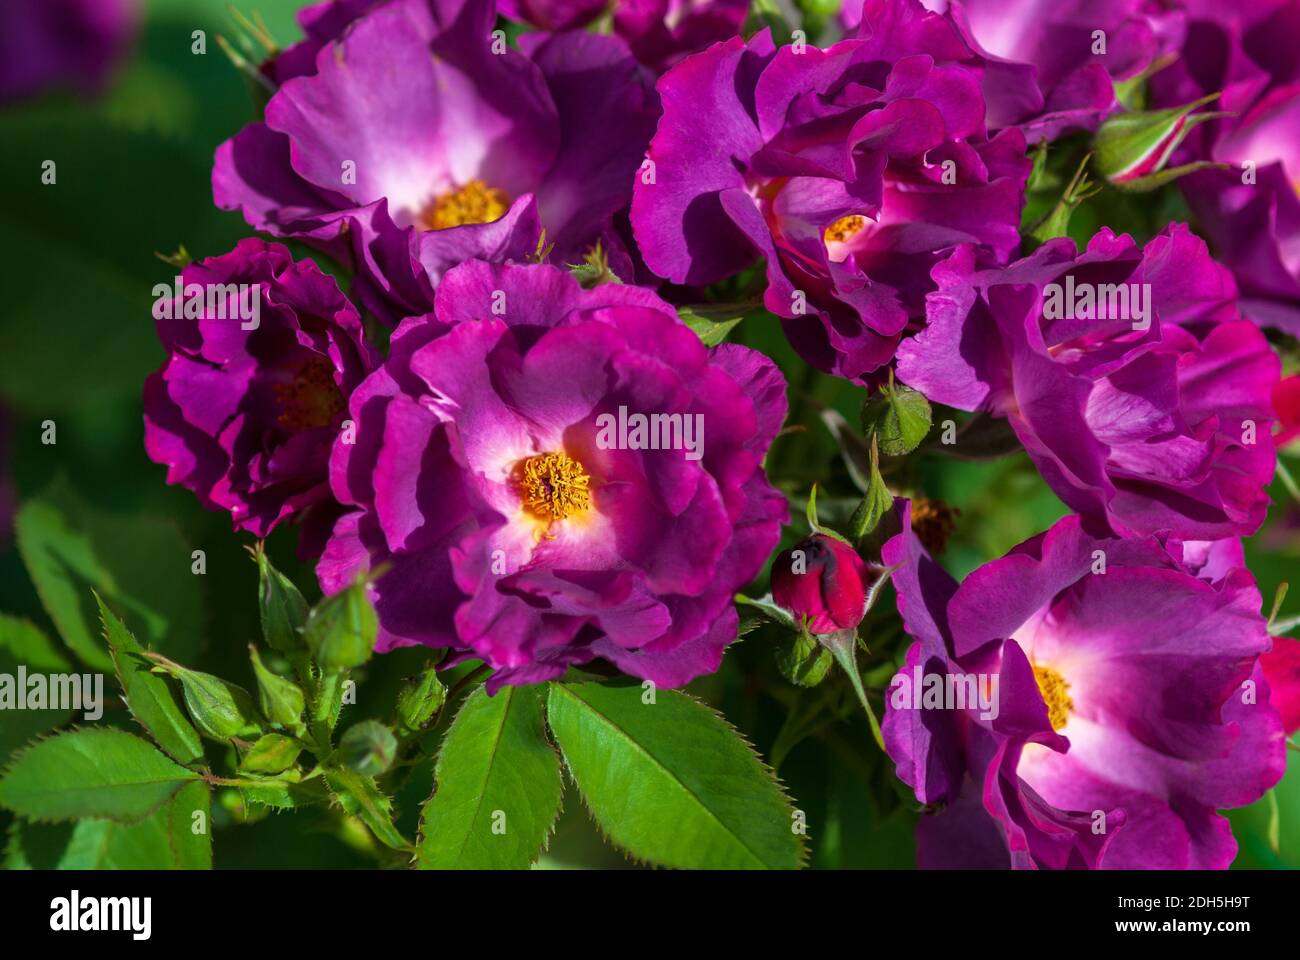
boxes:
[1032,663,1074,732]
[517,452,592,522]
[422,179,510,230]
[824,214,868,246]
[911,496,959,554]
[274,356,345,431]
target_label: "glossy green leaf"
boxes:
[327,769,410,851]
[14,483,202,670]
[417,684,562,869]
[98,595,203,766]
[0,729,199,823]
[5,781,212,869]
[546,681,805,869]
[0,615,73,765]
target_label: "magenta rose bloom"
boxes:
[215,0,658,323]
[497,0,748,73]
[261,0,386,85]
[882,500,1286,869]
[0,0,138,102]
[496,0,606,31]
[630,5,1031,383]
[1149,2,1300,334]
[897,224,1279,540]
[771,533,873,633]
[144,239,378,546]
[855,0,1183,143]
[321,260,789,690]
[611,1,750,74]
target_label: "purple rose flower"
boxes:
[1149,2,1300,334]
[897,224,1279,540]
[214,0,659,323]
[496,0,606,31]
[882,500,1286,869]
[630,10,1031,383]
[0,0,138,103]
[611,0,750,74]
[846,0,1180,143]
[320,260,789,690]
[261,0,386,86]
[497,0,748,73]
[144,239,378,547]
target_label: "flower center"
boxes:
[910,496,958,554]
[517,452,591,522]
[1032,663,1074,732]
[422,179,510,230]
[274,356,344,431]
[824,214,868,245]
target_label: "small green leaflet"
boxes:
[546,681,805,869]
[0,728,200,824]
[99,595,204,766]
[417,684,562,869]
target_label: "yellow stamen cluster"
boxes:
[422,179,510,230]
[824,214,868,245]
[274,356,344,431]
[517,452,591,522]
[1032,664,1074,732]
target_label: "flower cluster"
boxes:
[135,0,1299,869]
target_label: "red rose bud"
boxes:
[771,534,872,634]
[1095,93,1227,191]
[1274,375,1300,449]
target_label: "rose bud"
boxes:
[772,534,872,634]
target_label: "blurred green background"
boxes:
[0,0,1295,869]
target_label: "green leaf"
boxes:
[849,439,894,542]
[15,482,202,670]
[862,385,932,457]
[98,595,203,766]
[417,685,562,869]
[238,770,329,811]
[0,615,73,765]
[5,781,212,869]
[546,682,805,869]
[327,769,410,851]
[734,592,797,630]
[0,729,199,823]
[679,305,748,347]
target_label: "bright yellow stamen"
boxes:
[1032,664,1074,732]
[517,452,591,522]
[824,214,868,245]
[273,356,344,431]
[422,179,510,230]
